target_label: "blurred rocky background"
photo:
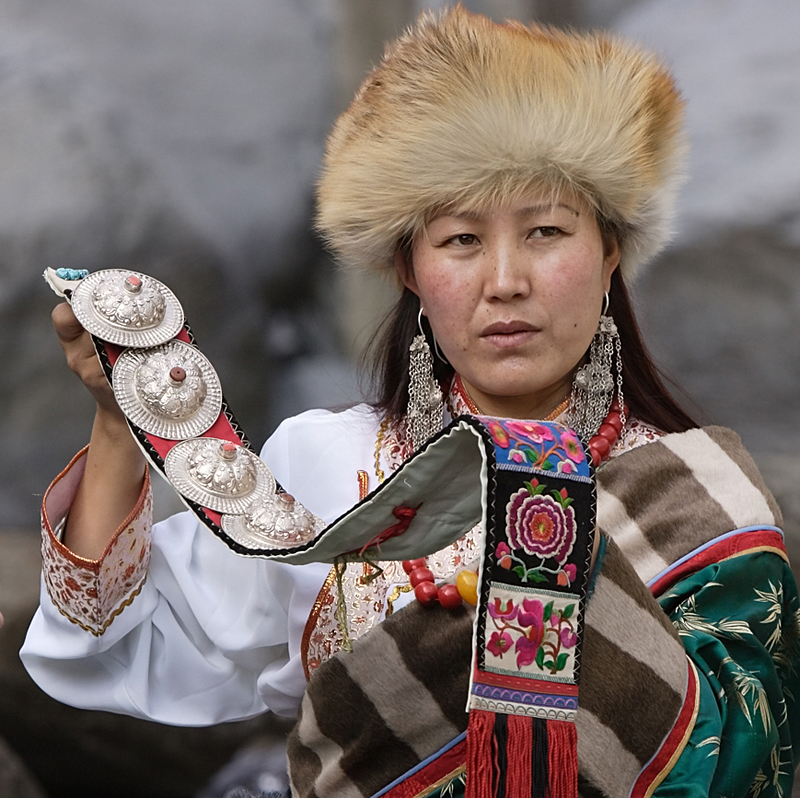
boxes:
[0,0,798,795]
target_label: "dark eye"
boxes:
[531,227,559,238]
[453,234,477,246]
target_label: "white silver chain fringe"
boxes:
[568,293,625,440]
[407,309,444,451]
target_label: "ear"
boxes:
[602,236,621,292]
[395,249,419,295]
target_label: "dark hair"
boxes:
[366,266,698,434]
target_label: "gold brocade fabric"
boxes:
[300,380,663,678]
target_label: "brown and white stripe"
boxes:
[598,426,780,585]
[288,426,779,798]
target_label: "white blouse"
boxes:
[21,404,385,723]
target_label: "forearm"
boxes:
[63,406,146,560]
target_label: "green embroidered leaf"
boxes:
[527,570,547,583]
[543,601,554,621]
[535,646,545,669]
[543,659,554,669]
[513,565,527,580]
[525,479,545,496]
[541,459,555,471]
[562,603,575,619]
[522,447,537,463]
[561,497,574,508]
[556,653,569,672]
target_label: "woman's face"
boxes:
[402,191,619,420]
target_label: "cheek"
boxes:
[542,248,605,342]
[413,264,473,346]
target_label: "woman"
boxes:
[21,8,800,798]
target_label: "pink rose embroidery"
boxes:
[506,490,577,565]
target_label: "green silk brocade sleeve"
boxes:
[654,551,800,797]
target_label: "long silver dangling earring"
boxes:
[407,308,444,451]
[568,292,625,440]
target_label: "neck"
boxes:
[455,375,571,421]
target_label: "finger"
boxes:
[52,302,86,344]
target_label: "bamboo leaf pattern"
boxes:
[718,655,772,734]
[673,595,751,642]
[773,606,800,677]
[695,735,720,759]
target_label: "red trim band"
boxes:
[649,529,787,597]
[378,738,466,798]
[630,659,700,798]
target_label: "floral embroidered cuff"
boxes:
[41,446,152,636]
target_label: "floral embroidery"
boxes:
[502,480,577,584]
[487,421,509,449]
[505,420,554,444]
[480,417,592,477]
[487,630,513,657]
[41,449,152,636]
[560,430,585,464]
[484,585,580,679]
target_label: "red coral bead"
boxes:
[414,581,439,606]
[402,558,426,575]
[604,411,623,434]
[590,446,602,467]
[597,424,618,444]
[591,436,611,459]
[438,584,462,610]
[409,567,435,587]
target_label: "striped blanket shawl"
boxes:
[288,426,782,798]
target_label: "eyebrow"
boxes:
[514,203,580,218]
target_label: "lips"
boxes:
[480,320,541,348]
[481,321,539,336]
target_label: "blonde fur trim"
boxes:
[317,5,686,280]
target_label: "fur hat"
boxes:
[317,5,686,281]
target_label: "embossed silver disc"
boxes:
[112,340,223,440]
[72,269,184,347]
[222,492,324,550]
[165,438,275,514]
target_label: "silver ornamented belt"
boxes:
[45,267,325,556]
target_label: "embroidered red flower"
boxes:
[488,421,510,449]
[506,490,576,565]
[560,431,585,464]
[488,597,518,621]
[487,631,513,658]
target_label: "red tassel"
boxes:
[505,715,533,798]
[546,720,578,798]
[466,709,497,798]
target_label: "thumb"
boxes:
[52,302,87,345]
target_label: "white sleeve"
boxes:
[19,408,362,724]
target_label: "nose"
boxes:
[483,239,532,302]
